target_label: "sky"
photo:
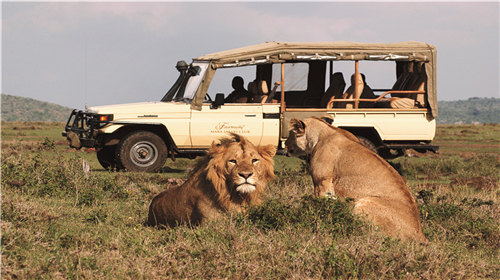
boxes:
[2,1,499,109]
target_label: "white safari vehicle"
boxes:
[63,41,439,172]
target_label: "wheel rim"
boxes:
[129,141,158,167]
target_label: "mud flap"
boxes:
[169,148,176,162]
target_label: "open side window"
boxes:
[323,61,427,109]
[270,61,326,108]
[204,65,257,104]
[275,59,428,111]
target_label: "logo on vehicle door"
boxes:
[211,122,250,134]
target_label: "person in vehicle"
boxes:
[338,73,377,108]
[321,72,346,108]
[247,80,258,102]
[225,76,252,103]
[358,74,377,108]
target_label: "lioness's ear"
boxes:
[321,115,334,125]
[259,144,276,159]
[289,118,306,135]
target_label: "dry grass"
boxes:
[1,122,499,279]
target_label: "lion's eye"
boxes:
[252,159,259,164]
[229,159,237,164]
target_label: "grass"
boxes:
[1,121,499,279]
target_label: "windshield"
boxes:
[181,62,209,100]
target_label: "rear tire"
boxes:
[356,136,378,154]
[97,145,121,170]
[116,131,168,172]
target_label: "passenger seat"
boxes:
[408,62,427,107]
[252,80,268,103]
[391,63,413,97]
[390,62,426,108]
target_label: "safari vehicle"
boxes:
[63,41,439,172]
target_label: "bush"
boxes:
[242,195,365,236]
[1,150,125,206]
[417,189,499,249]
[394,154,500,182]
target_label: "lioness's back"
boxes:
[333,139,411,200]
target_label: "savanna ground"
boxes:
[1,121,499,279]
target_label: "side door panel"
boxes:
[190,104,264,148]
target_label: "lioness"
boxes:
[147,133,276,227]
[285,117,427,243]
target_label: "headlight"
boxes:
[97,114,113,122]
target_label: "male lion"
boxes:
[285,117,427,243]
[147,133,276,227]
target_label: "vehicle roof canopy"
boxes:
[194,41,435,65]
[191,41,437,117]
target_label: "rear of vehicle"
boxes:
[191,41,439,157]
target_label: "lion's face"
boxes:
[285,119,308,157]
[206,134,276,196]
[225,143,269,193]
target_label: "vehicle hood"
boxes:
[87,101,190,115]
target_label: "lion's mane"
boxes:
[147,133,276,227]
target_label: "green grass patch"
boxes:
[2,122,499,278]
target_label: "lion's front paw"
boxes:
[325,192,338,200]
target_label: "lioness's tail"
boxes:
[353,197,428,244]
[146,199,159,227]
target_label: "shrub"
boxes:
[418,189,499,249]
[1,150,124,205]
[242,195,365,236]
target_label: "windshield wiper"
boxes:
[173,97,192,103]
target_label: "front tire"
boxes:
[96,145,122,170]
[116,131,168,172]
[356,136,378,154]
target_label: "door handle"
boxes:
[245,114,256,117]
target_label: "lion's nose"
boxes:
[238,171,253,179]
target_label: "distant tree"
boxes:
[1,94,72,122]
[437,98,500,124]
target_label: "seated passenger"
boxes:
[225,76,252,103]
[337,73,364,108]
[247,81,258,103]
[358,74,377,108]
[320,72,346,108]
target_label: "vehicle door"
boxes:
[190,103,264,148]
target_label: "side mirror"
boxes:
[188,65,201,76]
[211,93,225,109]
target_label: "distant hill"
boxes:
[437,97,500,124]
[1,94,498,124]
[1,94,72,122]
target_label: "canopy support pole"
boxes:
[354,60,360,109]
[280,63,285,113]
